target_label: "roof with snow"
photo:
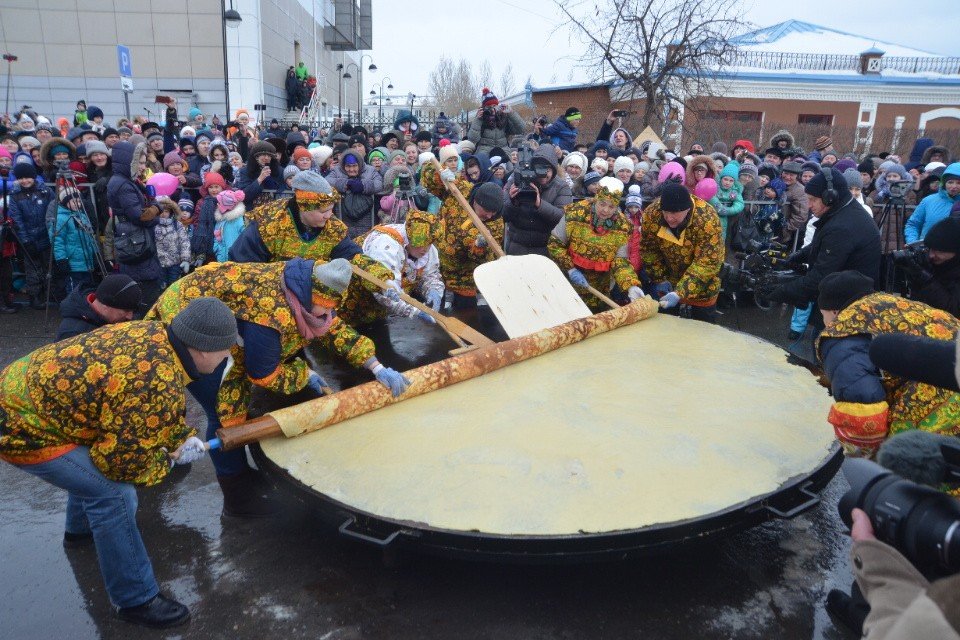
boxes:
[731,20,937,57]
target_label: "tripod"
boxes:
[385,188,417,225]
[875,196,907,294]
[44,164,109,323]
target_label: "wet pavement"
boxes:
[0,299,857,639]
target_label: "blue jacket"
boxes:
[7,183,55,253]
[543,117,579,152]
[50,205,98,272]
[904,162,960,244]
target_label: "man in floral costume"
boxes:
[0,298,237,629]
[421,160,505,309]
[548,176,645,311]
[815,270,960,458]
[640,182,725,323]
[147,258,410,517]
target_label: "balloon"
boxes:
[147,172,179,197]
[694,177,718,201]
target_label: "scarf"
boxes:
[281,279,333,340]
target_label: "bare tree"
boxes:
[476,60,494,95]
[427,56,477,116]
[555,0,748,131]
[499,63,517,98]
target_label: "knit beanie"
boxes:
[842,169,863,189]
[188,107,203,120]
[660,183,693,212]
[815,136,833,151]
[562,151,588,172]
[635,161,650,172]
[481,87,499,108]
[95,274,142,311]
[310,144,333,166]
[291,170,339,209]
[216,189,243,213]
[472,182,504,215]
[84,140,110,157]
[805,167,850,201]
[415,130,432,143]
[711,141,728,155]
[418,151,436,166]
[18,136,40,150]
[367,148,386,162]
[613,156,634,174]
[249,141,275,160]
[458,140,476,154]
[924,218,960,253]
[438,144,459,164]
[817,271,874,311]
[624,184,642,209]
[103,127,118,140]
[146,132,163,144]
[857,160,874,175]
[582,171,601,188]
[311,258,353,307]
[178,196,195,214]
[203,171,226,190]
[116,126,132,136]
[564,107,582,122]
[163,150,185,170]
[738,163,758,179]
[283,164,300,180]
[591,157,609,174]
[13,162,37,179]
[170,297,238,351]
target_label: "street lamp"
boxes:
[221,0,242,118]
[343,62,360,122]
[358,54,376,123]
[370,77,392,124]
[337,63,346,118]
[2,53,17,119]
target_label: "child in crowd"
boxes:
[50,186,98,295]
[190,172,227,265]
[212,190,246,262]
[713,162,744,241]
[753,178,786,245]
[154,198,191,288]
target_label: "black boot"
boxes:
[217,469,278,518]
[826,586,869,636]
[115,593,190,629]
[0,300,16,314]
[29,295,46,310]
[63,531,94,549]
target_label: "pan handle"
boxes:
[338,516,405,548]
[757,481,821,519]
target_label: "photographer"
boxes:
[466,88,526,155]
[502,144,572,256]
[896,218,960,317]
[759,168,881,329]
[543,107,581,152]
[904,163,960,244]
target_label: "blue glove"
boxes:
[415,310,436,324]
[374,366,411,397]
[382,280,402,302]
[173,437,206,465]
[567,268,589,288]
[475,234,487,249]
[306,371,328,396]
[426,290,443,311]
[347,179,364,193]
[655,281,674,297]
[659,291,681,309]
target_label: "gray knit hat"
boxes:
[312,258,352,294]
[842,168,863,189]
[170,297,238,351]
[18,136,40,150]
[83,140,110,157]
[290,169,334,195]
[471,182,504,215]
[283,164,300,180]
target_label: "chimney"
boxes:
[859,45,885,75]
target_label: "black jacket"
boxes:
[911,258,960,318]
[775,197,882,307]
[56,288,107,340]
[501,144,572,255]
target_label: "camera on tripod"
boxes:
[887,179,912,200]
[395,170,414,194]
[839,450,960,576]
[891,243,928,271]
[720,240,804,308]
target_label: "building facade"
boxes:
[0,0,371,125]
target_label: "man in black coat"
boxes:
[901,217,960,318]
[761,167,881,329]
[56,274,142,341]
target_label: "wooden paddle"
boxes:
[349,263,494,355]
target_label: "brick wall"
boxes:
[531,86,623,144]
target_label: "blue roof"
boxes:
[731,19,937,56]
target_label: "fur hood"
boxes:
[109,140,147,181]
[685,154,717,189]
[769,129,795,150]
[39,136,76,168]
[214,200,246,223]
[921,145,951,166]
[710,152,730,167]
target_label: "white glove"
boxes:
[440,169,456,182]
[475,234,487,249]
[383,280,402,302]
[173,436,206,465]
[659,291,681,309]
[627,286,645,301]
[180,261,190,274]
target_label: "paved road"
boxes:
[0,301,856,639]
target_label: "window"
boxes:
[798,114,833,126]
[704,110,762,122]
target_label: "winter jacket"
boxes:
[107,141,162,282]
[154,216,190,268]
[234,155,283,209]
[910,256,960,318]
[852,539,960,640]
[685,155,717,190]
[55,288,110,340]
[775,193,882,308]
[711,162,744,239]
[782,180,810,243]
[595,123,633,158]
[0,321,195,485]
[7,183,54,254]
[543,116,579,152]
[327,155,382,238]
[213,202,246,262]
[466,109,526,155]
[50,206,98,273]
[905,163,960,243]
[501,144,573,255]
[83,161,112,233]
[431,115,462,146]
[190,195,218,261]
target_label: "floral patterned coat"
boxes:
[0,322,194,485]
[640,194,725,306]
[421,162,504,297]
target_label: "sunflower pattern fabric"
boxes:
[146,262,374,426]
[0,322,193,485]
[248,198,351,262]
[639,195,725,306]
[817,293,960,439]
[548,199,640,309]
[421,161,504,297]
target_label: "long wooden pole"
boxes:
[430,157,505,257]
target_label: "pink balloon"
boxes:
[694,177,717,201]
[147,172,179,197]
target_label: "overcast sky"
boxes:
[366,0,960,100]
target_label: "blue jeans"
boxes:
[160,265,183,289]
[187,357,248,476]
[15,447,159,608]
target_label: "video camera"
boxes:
[395,169,414,194]
[888,179,912,200]
[891,243,928,272]
[839,453,960,577]
[513,146,541,208]
[720,240,805,309]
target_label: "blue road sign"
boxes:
[117,45,132,77]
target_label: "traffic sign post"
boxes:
[117,45,133,120]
